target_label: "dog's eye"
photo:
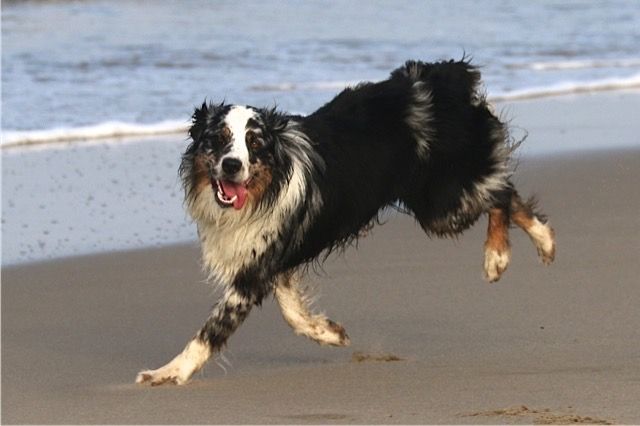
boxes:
[220,127,231,141]
[246,131,261,150]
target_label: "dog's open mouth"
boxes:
[213,179,249,210]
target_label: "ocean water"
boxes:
[2,0,640,265]
[2,0,640,144]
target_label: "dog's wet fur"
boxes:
[136,59,555,386]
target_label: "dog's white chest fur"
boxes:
[197,214,276,284]
[196,155,315,286]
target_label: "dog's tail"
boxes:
[388,59,485,161]
[393,60,517,237]
[391,59,484,106]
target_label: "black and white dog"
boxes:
[136,59,555,385]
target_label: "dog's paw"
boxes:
[135,365,190,386]
[528,219,556,265]
[324,319,351,346]
[308,317,351,347]
[136,339,210,386]
[483,246,511,283]
[537,238,555,265]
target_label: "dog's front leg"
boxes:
[136,287,255,386]
[274,272,350,347]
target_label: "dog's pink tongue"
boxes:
[220,181,248,210]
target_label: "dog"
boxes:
[136,59,555,386]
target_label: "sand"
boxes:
[3,93,640,424]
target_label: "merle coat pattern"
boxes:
[136,60,555,386]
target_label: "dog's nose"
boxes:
[221,157,243,175]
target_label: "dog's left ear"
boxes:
[261,109,292,166]
[261,107,289,136]
[189,101,224,142]
[272,116,289,133]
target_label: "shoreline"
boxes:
[3,148,640,424]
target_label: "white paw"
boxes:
[528,219,556,265]
[309,318,351,347]
[136,365,191,386]
[484,247,511,283]
[136,339,210,386]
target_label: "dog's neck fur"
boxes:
[195,139,320,286]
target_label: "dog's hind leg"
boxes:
[483,188,556,282]
[136,286,255,386]
[484,203,512,283]
[510,192,556,265]
[274,272,350,347]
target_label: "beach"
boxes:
[4,1,640,423]
[2,93,640,424]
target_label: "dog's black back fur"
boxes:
[398,60,511,235]
[283,59,510,268]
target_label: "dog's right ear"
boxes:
[189,101,224,142]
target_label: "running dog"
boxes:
[136,59,555,385]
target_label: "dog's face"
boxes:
[181,103,289,218]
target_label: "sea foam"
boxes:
[2,120,190,148]
[489,72,640,101]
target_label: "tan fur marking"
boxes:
[486,208,510,252]
[512,204,556,265]
[193,154,213,193]
[247,163,273,204]
[511,208,534,229]
[484,207,511,282]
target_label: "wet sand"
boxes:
[3,95,640,424]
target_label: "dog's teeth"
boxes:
[215,189,236,205]
[216,191,228,203]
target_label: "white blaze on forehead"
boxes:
[223,106,257,163]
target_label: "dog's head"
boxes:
[180,102,294,221]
